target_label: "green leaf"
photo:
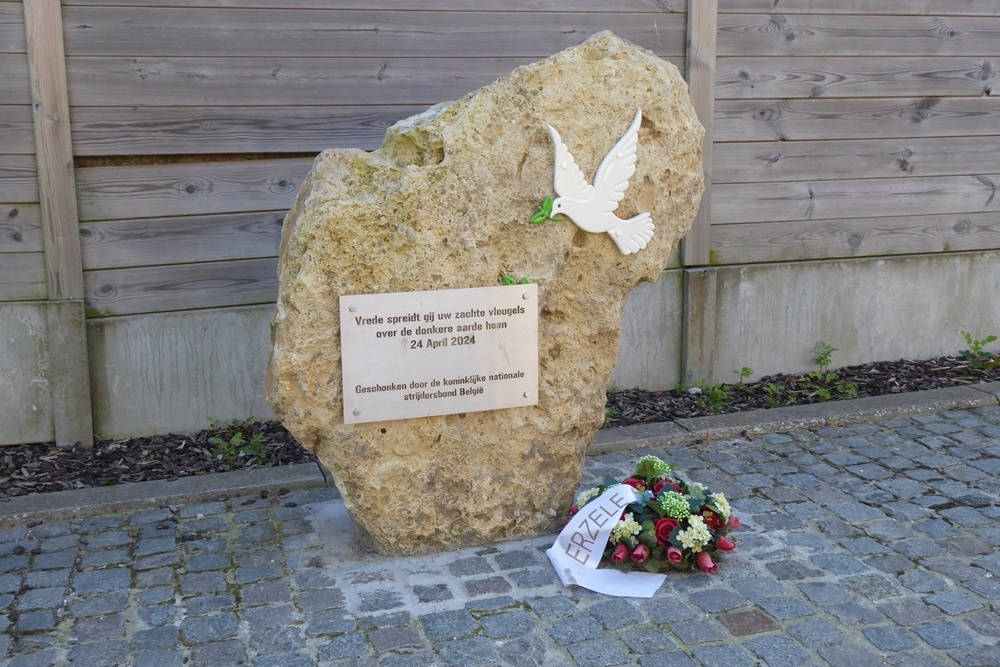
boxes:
[667,527,684,549]
[603,474,620,488]
[643,558,661,573]
[638,531,657,549]
[686,496,704,513]
[529,211,548,225]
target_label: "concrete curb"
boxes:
[589,381,1000,454]
[0,462,331,527]
[2,382,997,524]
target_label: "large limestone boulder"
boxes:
[267,32,704,554]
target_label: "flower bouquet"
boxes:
[569,456,739,574]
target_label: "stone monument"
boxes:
[266,31,704,554]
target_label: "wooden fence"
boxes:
[2,0,1000,445]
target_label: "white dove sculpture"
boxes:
[547,108,654,255]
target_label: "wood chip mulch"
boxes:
[607,354,1000,428]
[1,421,316,502]
[2,353,997,501]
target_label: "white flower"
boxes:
[575,487,601,508]
[711,492,731,521]
[610,512,642,543]
[677,514,711,553]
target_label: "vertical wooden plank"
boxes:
[24,0,82,300]
[682,0,717,267]
[24,0,93,447]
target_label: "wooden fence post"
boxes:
[681,0,719,385]
[24,0,94,447]
[682,0,717,267]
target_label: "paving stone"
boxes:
[133,625,181,652]
[85,531,131,550]
[817,642,883,667]
[529,595,577,619]
[134,651,184,667]
[253,655,313,667]
[948,644,1000,667]
[913,519,958,539]
[547,614,604,645]
[900,570,949,594]
[667,619,726,645]
[307,609,357,636]
[80,548,130,569]
[689,644,758,667]
[862,625,918,651]
[765,559,824,580]
[878,597,945,626]
[743,634,812,667]
[189,639,246,665]
[290,569,333,590]
[180,502,227,519]
[15,610,57,632]
[247,624,305,654]
[495,550,542,570]
[241,603,296,629]
[639,651,695,667]
[435,636,498,667]
[69,614,126,642]
[421,609,480,641]
[731,577,785,602]
[913,620,975,649]
[235,564,282,583]
[924,590,983,615]
[136,536,176,557]
[757,596,815,620]
[464,595,515,613]
[618,627,675,654]
[588,598,642,630]
[719,609,779,636]
[66,640,129,666]
[827,601,885,626]
[24,569,69,590]
[181,612,238,644]
[787,617,845,647]
[567,638,629,667]
[368,625,424,653]
[412,583,453,603]
[180,571,227,595]
[841,573,900,601]
[185,553,231,572]
[464,576,511,596]
[17,586,65,611]
[355,589,400,612]
[242,580,291,606]
[807,552,867,574]
[508,568,557,588]
[798,581,856,607]
[865,553,916,574]
[33,550,75,570]
[358,611,412,631]
[184,593,235,615]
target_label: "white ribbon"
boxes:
[546,485,666,598]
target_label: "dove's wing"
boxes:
[548,125,594,200]
[591,108,643,214]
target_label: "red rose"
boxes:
[702,509,723,530]
[666,546,684,564]
[696,551,717,574]
[569,505,578,516]
[623,478,646,492]
[631,544,650,564]
[716,535,736,551]
[728,516,741,530]
[611,544,630,563]
[653,480,682,495]
[654,517,680,545]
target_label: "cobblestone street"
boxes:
[2,405,999,666]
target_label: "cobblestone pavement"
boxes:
[2,406,1000,666]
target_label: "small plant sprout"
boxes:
[960,331,999,370]
[695,381,730,413]
[762,383,785,409]
[499,273,531,286]
[732,367,753,386]
[811,341,837,375]
[603,406,618,427]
